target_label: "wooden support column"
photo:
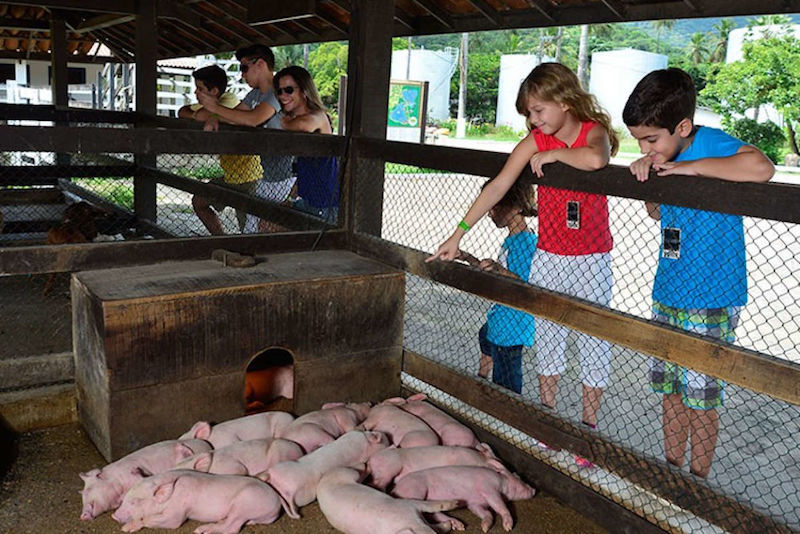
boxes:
[134,0,158,222]
[344,0,393,236]
[50,16,70,165]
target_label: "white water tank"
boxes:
[390,48,457,122]
[495,55,548,133]
[589,49,667,128]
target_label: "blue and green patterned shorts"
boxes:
[649,301,740,410]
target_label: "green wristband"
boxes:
[458,220,471,232]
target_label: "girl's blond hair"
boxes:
[515,62,619,156]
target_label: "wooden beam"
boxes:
[247,0,316,25]
[344,0,393,236]
[393,7,416,30]
[682,0,701,12]
[354,137,800,225]
[0,230,348,276]
[0,50,119,63]
[3,1,136,14]
[465,0,502,26]
[49,17,68,109]
[139,165,332,232]
[0,125,346,156]
[73,14,135,33]
[522,0,555,22]
[315,6,349,35]
[402,353,793,534]
[216,0,280,43]
[135,0,158,223]
[409,0,453,29]
[599,0,627,20]
[291,18,322,37]
[0,17,50,31]
[350,233,800,406]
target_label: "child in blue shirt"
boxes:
[623,68,774,478]
[458,180,538,394]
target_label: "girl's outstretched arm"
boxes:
[528,125,611,177]
[427,134,538,262]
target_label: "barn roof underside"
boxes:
[0,0,798,63]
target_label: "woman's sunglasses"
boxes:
[276,86,296,96]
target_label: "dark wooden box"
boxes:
[72,250,404,461]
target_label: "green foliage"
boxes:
[74,178,134,210]
[724,118,786,163]
[308,41,349,110]
[702,33,800,154]
[450,53,500,123]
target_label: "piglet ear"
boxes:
[254,470,270,483]
[366,431,383,444]
[487,459,507,472]
[187,421,212,440]
[173,442,197,464]
[131,466,151,478]
[153,480,177,504]
[79,468,101,481]
[322,402,344,409]
[407,393,427,402]
[193,453,212,473]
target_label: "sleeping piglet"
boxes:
[366,444,507,491]
[260,430,389,518]
[78,438,212,520]
[276,402,371,453]
[111,469,289,533]
[179,411,295,449]
[318,467,461,534]
[386,393,479,448]
[359,403,440,448]
[174,438,304,476]
[391,465,536,532]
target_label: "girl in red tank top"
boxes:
[428,64,618,458]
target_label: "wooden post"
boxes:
[50,15,70,166]
[134,0,157,222]
[343,0,393,236]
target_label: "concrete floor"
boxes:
[0,424,606,534]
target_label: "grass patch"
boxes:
[72,178,134,210]
[385,163,448,175]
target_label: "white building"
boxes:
[495,54,550,133]
[390,48,458,122]
[589,49,668,129]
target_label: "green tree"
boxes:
[652,19,676,53]
[702,34,800,157]
[709,18,736,63]
[273,44,306,70]
[449,53,500,123]
[686,32,711,65]
[307,41,349,110]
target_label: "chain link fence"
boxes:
[0,147,341,361]
[376,161,800,532]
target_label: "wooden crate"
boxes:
[72,250,404,461]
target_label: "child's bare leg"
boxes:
[539,375,559,409]
[479,353,493,379]
[688,408,719,478]
[581,385,603,427]
[192,195,224,235]
[663,394,689,467]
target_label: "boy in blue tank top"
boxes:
[623,68,774,478]
[458,180,538,395]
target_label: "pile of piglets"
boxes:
[79,393,535,533]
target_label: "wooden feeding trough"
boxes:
[72,249,404,461]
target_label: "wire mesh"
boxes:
[378,161,800,531]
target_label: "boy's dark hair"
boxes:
[192,65,227,96]
[623,68,696,133]
[235,44,275,71]
[482,179,538,217]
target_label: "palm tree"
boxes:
[652,19,676,53]
[709,18,736,63]
[687,32,711,65]
[576,23,614,89]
